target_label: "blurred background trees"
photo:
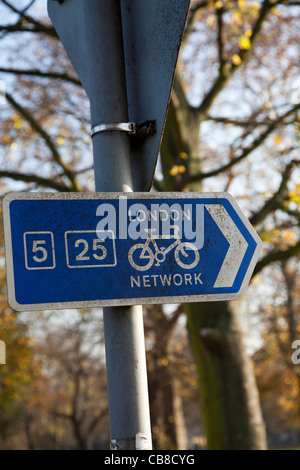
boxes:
[0,0,299,449]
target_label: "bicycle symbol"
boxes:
[128,227,200,272]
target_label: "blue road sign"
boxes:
[3,192,262,311]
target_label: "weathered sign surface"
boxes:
[3,192,262,311]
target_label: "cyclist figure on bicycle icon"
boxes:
[128,226,200,272]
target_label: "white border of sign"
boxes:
[24,231,56,270]
[3,192,262,312]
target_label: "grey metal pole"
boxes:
[83,0,152,450]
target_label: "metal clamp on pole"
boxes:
[91,122,136,137]
[91,120,156,139]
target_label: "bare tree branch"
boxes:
[278,0,300,5]
[0,0,57,37]
[195,0,276,116]
[206,116,295,127]
[23,0,36,13]
[250,159,300,226]
[5,92,81,191]
[0,67,81,86]
[183,1,210,47]
[1,0,57,35]
[253,242,300,276]
[184,104,300,186]
[0,170,71,192]
[216,6,225,75]
[189,1,209,13]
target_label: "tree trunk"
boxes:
[147,307,188,450]
[186,300,267,450]
[160,80,267,450]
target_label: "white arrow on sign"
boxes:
[205,205,248,288]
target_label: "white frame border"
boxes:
[2,191,262,312]
[23,231,56,270]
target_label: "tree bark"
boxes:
[186,300,267,450]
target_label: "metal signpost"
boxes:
[45,0,191,450]
[2,0,263,451]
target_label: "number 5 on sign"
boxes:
[33,240,48,262]
[24,232,56,270]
